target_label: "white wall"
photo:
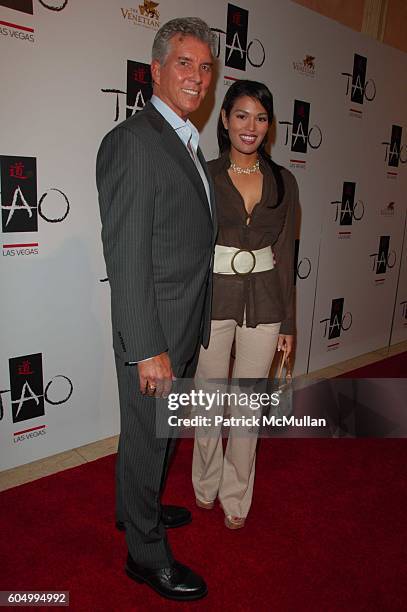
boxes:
[1,0,406,469]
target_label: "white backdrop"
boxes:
[1,0,406,470]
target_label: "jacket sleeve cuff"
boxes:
[279,319,295,336]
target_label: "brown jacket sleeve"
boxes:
[273,169,298,335]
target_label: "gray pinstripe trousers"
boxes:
[114,350,199,568]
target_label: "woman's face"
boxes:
[222,95,269,157]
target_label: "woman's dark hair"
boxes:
[217,80,285,208]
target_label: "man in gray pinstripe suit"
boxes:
[96,18,217,601]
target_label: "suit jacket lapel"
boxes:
[197,147,217,239]
[144,102,213,223]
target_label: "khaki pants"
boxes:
[192,318,281,518]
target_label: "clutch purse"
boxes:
[265,348,293,420]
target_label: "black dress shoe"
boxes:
[116,505,192,532]
[125,554,207,601]
[161,505,192,528]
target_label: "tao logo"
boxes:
[331,182,364,226]
[279,100,322,154]
[320,298,352,340]
[101,60,152,122]
[0,353,73,424]
[211,3,265,71]
[382,125,407,168]
[294,239,311,283]
[0,156,69,233]
[370,236,396,274]
[341,53,376,104]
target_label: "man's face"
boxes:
[151,34,213,119]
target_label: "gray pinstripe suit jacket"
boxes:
[96,101,217,372]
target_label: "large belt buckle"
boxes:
[231,249,256,275]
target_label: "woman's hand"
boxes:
[277,334,294,358]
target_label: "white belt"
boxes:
[214,245,274,275]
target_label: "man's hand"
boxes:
[277,334,294,358]
[137,352,175,398]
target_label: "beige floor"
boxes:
[1,340,406,493]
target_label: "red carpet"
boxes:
[339,351,407,377]
[1,355,406,611]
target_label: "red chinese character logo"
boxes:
[9,162,28,179]
[232,11,241,26]
[17,360,34,375]
[134,67,147,83]
[298,105,305,118]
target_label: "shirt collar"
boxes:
[150,95,199,150]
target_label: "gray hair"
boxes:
[152,17,216,64]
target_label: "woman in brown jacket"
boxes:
[192,80,298,529]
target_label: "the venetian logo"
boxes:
[293,55,316,78]
[380,202,395,217]
[120,1,160,30]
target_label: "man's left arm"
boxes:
[96,126,169,363]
